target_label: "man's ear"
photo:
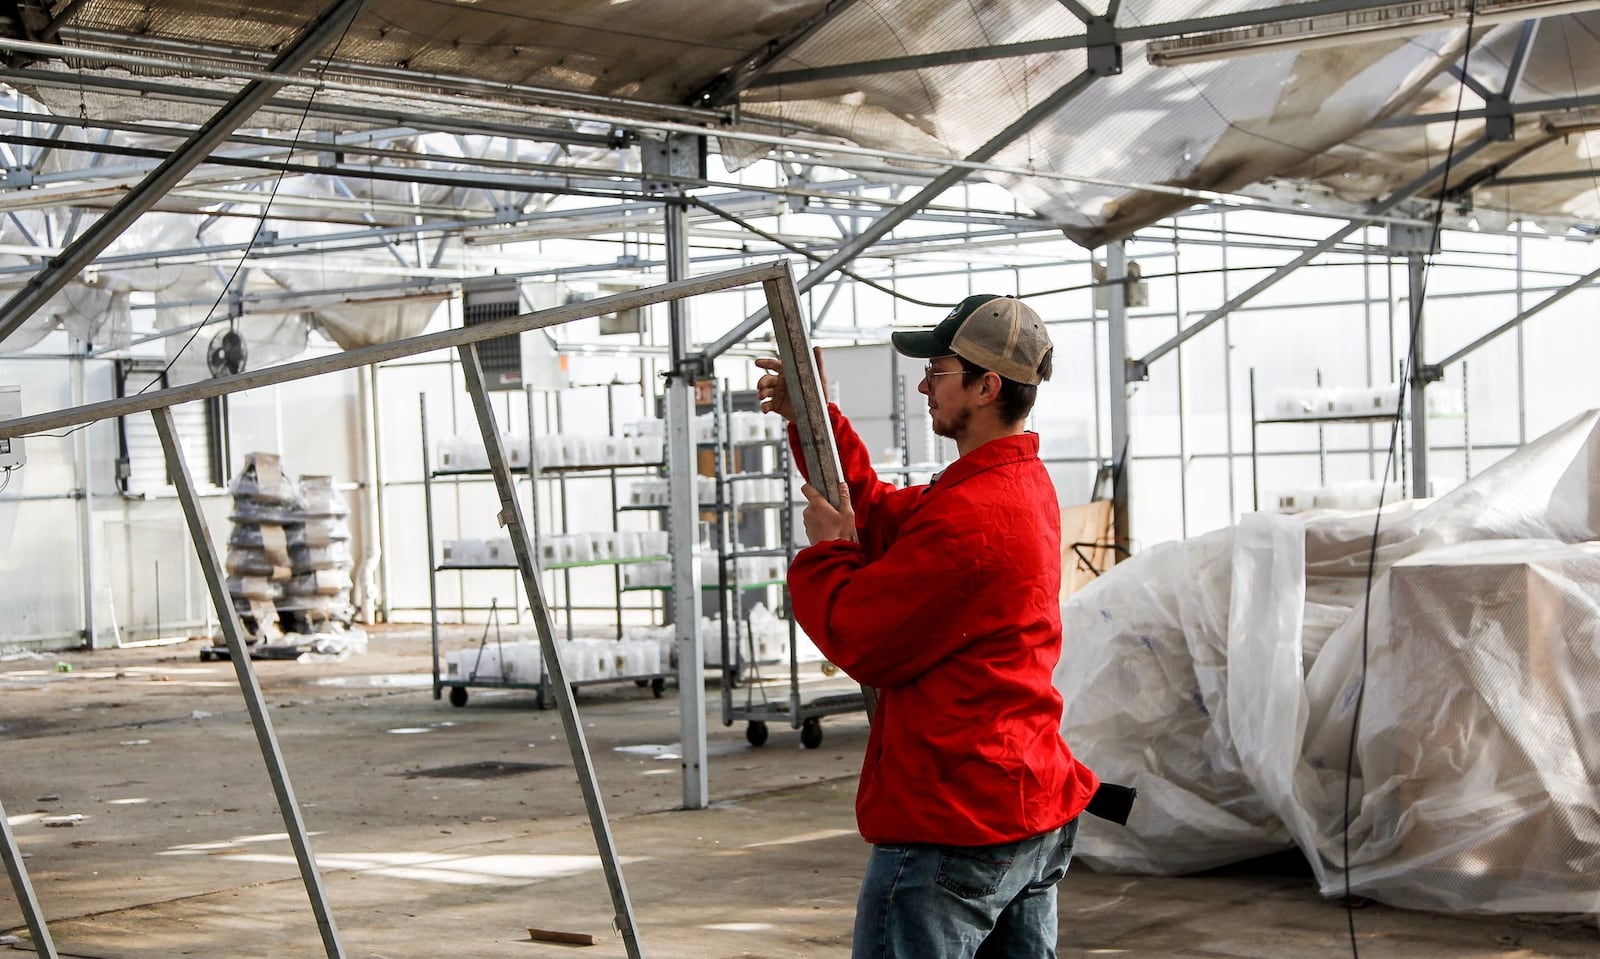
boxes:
[977,371,1002,405]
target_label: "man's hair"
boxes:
[960,350,1052,425]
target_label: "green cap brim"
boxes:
[890,329,951,359]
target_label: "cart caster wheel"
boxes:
[746,721,769,747]
[199,649,214,662]
[801,717,823,749]
[651,677,666,698]
[448,686,468,708]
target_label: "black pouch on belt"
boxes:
[1085,782,1137,826]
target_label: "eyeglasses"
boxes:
[922,362,965,384]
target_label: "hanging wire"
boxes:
[33,4,363,441]
[1340,7,1481,958]
[146,7,360,392]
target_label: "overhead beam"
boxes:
[1129,137,1494,379]
[703,69,1099,359]
[1488,168,1600,186]
[0,0,371,348]
[1502,19,1540,99]
[1379,91,1600,127]
[1447,63,1494,102]
[61,25,726,125]
[690,0,867,106]
[1058,0,1096,22]
[750,0,1410,88]
[37,0,92,41]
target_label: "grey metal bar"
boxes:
[0,262,788,439]
[751,0,1408,87]
[420,395,442,699]
[1485,168,1600,187]
[1502,20,1540,98]
[1131,137,1493,377]
[1378,91,1600,128]
[1105,242,1132,550]
[1433,262,1600,370]
[55,25,726,126]
[693,0,867,106]
[0,796,57,958]
[764,266,845,514]
[1,64,631,153]
[753,36,1092,88]
[705,70,1098,360]
[1446,64,1493,102]
[151,407,346,959]
[456,345,645,959]
[664,378,706,806]
[0,0,370,346]
[663,200,708,811]
[36,0,92,41]
[1057,0,1096,24]
[762,263,874,716]
[1406,254,1429,498]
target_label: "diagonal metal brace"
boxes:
[0,794,58,958]
[457,344,647,959]
[152,408,346,959]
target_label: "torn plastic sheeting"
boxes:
[1351,540,1600,913]
[1056,526,1294,875]
[1059,409,1600,912]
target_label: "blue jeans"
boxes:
[851,819,1078,959]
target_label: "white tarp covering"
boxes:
[1059,409,1600,913]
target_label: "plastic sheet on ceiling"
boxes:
[15,1,1600,244]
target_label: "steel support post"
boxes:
[0,0,370,346]
[1105,241,1132,551]
[70,343,99,647]
[1407,253,1429,498]
[0,795,57,958]
[457,346,646,959]
[663,200,709,809]
[151,408,346,959]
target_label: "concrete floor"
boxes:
[3,628,1597,959]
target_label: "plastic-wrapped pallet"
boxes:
[223,452,302,642]
[277,475,356,632]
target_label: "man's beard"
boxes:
[932,405,971,439]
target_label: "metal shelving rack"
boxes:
[707,382,866,749]
[421,389,672,708]
[1248,367,1471,511]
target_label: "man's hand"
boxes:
[801,482,856,544]
[754,347,828,423]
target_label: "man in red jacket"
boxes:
[755,294,1100,959]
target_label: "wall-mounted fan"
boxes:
[207,328,248,377]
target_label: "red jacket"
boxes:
[788,405,1098,846]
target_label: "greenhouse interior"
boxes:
[3,2,1600,957]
